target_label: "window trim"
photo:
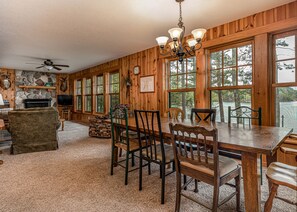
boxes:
[271,29,297,127]
[207,40,254,91]
[83,78,92,113]
[95,74,105,114]
[75,79,82,112]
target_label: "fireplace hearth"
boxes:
[23,99,51,108]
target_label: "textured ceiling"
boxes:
[0,0,294,73]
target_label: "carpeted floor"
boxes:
[0,121,296,212]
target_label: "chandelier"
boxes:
[156,0,206,63]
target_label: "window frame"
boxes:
[84,78,92,113]
[75,79,82,112]
[271,29,297,128]
[95,74,105,114]
[207,41,254,122]
[109,71,120,109]
[167,57,197,117]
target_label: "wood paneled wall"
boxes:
[0,68,15,108]
[68,1,297,123]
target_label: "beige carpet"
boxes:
[0,121,296,212]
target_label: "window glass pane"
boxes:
[169,61,178,74]
[96,95,104,113]
[169,91,195,119]
[211,69,222,87]
[169,76,177,89]
[97,85,104,94]
[97,76,103,85]
[187,73,196,88]
[187,58,195,72]
[275,35,295,61]
[223,68,236,86]
[177,74,187,89]
[211,89,252,122]
[110,95,120,109]
[110,73,119,83]
[76,80,82,95]
[223,48,236,67]
[76,96,82,110]
[111,84,119,93]
[276,59,296,83]
[238,66,252,85]
[211,51,222,69]
[85,96,92,112]
[275,87,297,132]
[238,45,252,66]
[168,57,196,90]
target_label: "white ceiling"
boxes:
[0,0,294,73]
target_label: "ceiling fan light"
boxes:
[156,36,169,48]
[191,28,206,41]
[187,39,197,48]
[168,28,183,40]
[45,65,53,70]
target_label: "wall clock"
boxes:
[133,66,140,75]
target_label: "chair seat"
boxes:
[115,139,142,152]
[266,162,297,190]
[120,130,141,139]
[180,154,239,177]
[142,143,174,163]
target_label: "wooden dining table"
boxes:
[109,117,293,212]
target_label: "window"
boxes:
[75,80,82,111]
[168,57,196,118]
[273,30,297,131]
[109,72,120,109]
[96,75,104,113]
[84,78,92,112]
[209,42,253,122]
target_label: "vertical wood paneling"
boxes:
[68,1,297,122]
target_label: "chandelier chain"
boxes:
[178,1,183,28]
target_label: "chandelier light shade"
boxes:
[156,0,206,63]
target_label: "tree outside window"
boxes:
[84,78,92,112]
[96,75,104,113]
[109,72,120,110]
[209,42,253,122]
[75,80,82,111]
[168,57,196,118]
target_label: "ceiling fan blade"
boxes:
[26,62,42,65]
[53,64,69,67]
[36,65,45,69]
[53,66,62,71]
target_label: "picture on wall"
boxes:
[140,75,154,93]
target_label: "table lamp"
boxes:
[0,94,4,106]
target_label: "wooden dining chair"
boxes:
[166,107,185,120]
[169,123,241,212]
[264,146,297,212]
[190,108,216,122]
[134,110,175,204]
[110,106,141,185]
[224,106,263,184]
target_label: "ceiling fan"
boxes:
[34,59,70,71]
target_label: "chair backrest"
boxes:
[134,110,164,162]
[169,123,219,177]
[228,106,262,127]
[166,107,185,120]
[110,105,130,148]
[190,108,216,122]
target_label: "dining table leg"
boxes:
[241,152,261,212]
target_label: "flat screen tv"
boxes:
[57,95,73,106]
